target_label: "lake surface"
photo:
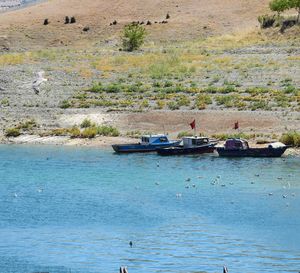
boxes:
[0,145,299,273]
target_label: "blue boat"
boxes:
[216,138,290,157]
[112,134,181,153]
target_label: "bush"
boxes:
[5,128,21,137]
[280,131,300,146]
[80,118,93,128]
[122,23,146,51]
[167,101,180,110]
[195,94,212,110]
[69,126,81,138]
[96,125,120,136]
[16,119,38,130]
[269,0,289,15]
[81,127,97,138]
[60,100,72,109]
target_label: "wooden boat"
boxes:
[112,134,181,153]
[157,137,218,156]
[216,138,290,157]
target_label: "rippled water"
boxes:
[0,145,299,273]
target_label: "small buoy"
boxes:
[185,185,190,189]
[268,193,273,196]
[186,178,191,182]
[251,182,255,184]
[156,162,159,167]
[221,184,226,187]
[282,195,287,199]
[192,184,196,188]
[155,182,160,186]
[216,175,221,179]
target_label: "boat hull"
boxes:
[216,147,288,157]
[157,144,216,156]
[112,141,181,153]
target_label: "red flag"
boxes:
[234,121,239,130]
[190,119,196,130]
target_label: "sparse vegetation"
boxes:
[5,128,21,137]
[122,23,146,52]
[280,131,300,146]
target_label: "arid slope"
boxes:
[0,0,269,50]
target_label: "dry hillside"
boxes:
[0,0,270,50]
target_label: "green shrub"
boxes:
[60,100,72,109]
[280,131,300,147]
[5,128,21,137]
[167,101,180,110]
[140,100,149,108]
[176,95,190,107]
[80,118,93,128]
[81,127,97,138]
[155,100,165,109]
[122,23,146,51]
[49,128,70,136]
[195,94,212,110]
[96,125,120,137]
[1,98,9,106]
[16,119,38,130]
[69,126,81,138]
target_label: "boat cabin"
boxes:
[141,135,170,145]
[182,137,210,147]
[224,138,249,150]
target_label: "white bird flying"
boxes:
[32,71,47,94]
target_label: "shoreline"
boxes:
[1,134,299,156]
[0,0,47,14]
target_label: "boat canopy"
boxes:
[141,134,170,144]
[182,137,210,147]
[224,138,249,150]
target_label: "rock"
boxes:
[43,19,49,25]
[70,16,76,24]
[65,16,70,24]
[83,26,90,32]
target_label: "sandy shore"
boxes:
[1,133,299,156]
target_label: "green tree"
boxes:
[122,24,146,52]
[269,0,289,15]
[288,0,300,22]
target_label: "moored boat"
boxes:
[112,134,181,153]
[157,137,218,156]
[216,138,290,157]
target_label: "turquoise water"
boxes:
[0,145,299,273]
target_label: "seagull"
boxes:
[32,71,47,94]
[129,241,133,248]
[223,266,228,273]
